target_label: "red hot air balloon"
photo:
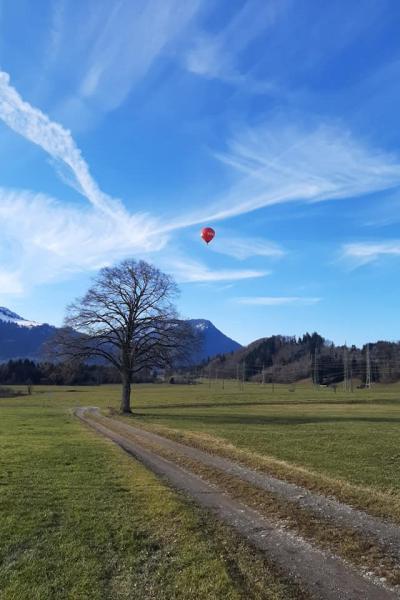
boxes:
[201,227,215,245]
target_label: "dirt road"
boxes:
[76,407,399,600]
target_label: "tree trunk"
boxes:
[120,372,132,413]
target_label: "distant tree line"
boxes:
[0,359,165,386]
[3,335,400,387]
[0,359,203,387]
[0,359,116,386]
[207,334,400,385]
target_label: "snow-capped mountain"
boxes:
[0,307,56,360]
[188,319,242,362]
[0,307,241,363]
[0,307,41,328]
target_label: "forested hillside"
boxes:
[207,333,400,385]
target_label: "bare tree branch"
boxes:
[49,259,198,412]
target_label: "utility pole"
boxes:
[262,363,265,385]
[236,364,240,389]
[208,366,211,389]
[350,360,354,393]
[313,347,318,387]
[366,344,371,389]
[343,343,349,392]
[242,360,246,391]
[349,346,354,393]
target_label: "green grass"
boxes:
[6,381,400,492]
[2,381,400,598]
[0,392,302,600]
[119,380,400,493]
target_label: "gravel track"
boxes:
[89,408,400,558]
[76,407,399,599]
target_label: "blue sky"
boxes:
[1,0,400,346]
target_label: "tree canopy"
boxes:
[51,259,197,412]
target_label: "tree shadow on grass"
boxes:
[133,398,400,411]
[129,412,400,427]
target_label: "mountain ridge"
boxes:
[0,307,42,328]
[0,308,242,362]
[187,319,242,362]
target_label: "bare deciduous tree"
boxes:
[51,259,196,412]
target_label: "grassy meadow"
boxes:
[1,380,400,598]
[0,388,302,600]
[123,380,400,493]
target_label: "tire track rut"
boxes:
[95,410,400,559]
[76,407,398,600]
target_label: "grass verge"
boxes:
[0,400,304,600]
[121,415,400,525]
[98,414,400,587]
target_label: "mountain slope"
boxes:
[208,332,400,385]
[0,308,56,360]
[208,333,324,381]
[0,309,241,363]
[0,307,41,328]
[189,319,242,362]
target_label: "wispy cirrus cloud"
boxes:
[209,236,285,260]
[165,256,268,283]
[4,67,400,234]
[362,191,400,227]
[45,0,67,71]
[235,296,321,306]
[0,70,269,295]
[174,120,400,227]
[185,0,283,91]
[0,187,166,294]
[0,70,122,217]
[79,0,202,111]
[3,67,400,298]
[341,241,400,267]
[49,0,202,123]
[0,269,24,295]
[0,70,168,294]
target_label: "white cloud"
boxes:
[0,187,166,293]
[0,71,270,295]
[74,0,202,113]
[235,296,321,306]
[166,257,268,283]
[0,70,122,217]
[0,70,168,295]
[44,0,203,131]
[210,236,284,260]
[362,191,400,227]
[3,68,400,300]
[46,0,67,68]
[0,269,24,295]
[341,241,400,266]
[185,0,283,90]
[172,121,400,227]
